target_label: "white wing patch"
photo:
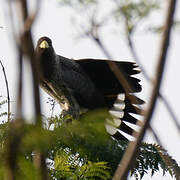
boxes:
[105,92,143,140]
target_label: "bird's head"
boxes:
[35,37,56,79]
[36,36,55,57]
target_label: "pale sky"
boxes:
[0,0,180,179]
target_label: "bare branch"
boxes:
[148,125,163,146]
[18,0,41,35]
[19,0,42,124]
[0,60,10,122]
[16,46,23,120]
[127,34,180,133]
[159,94,180,132]
[113,0,177,179]
[18,0,48,179]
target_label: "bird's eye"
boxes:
[47,39,52,46]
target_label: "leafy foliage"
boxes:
[0,95,180,179]
[0,97,11,122]
[0,99,8,107]
[155,145,180,179]
[113,0,160,33]
[131,143,176,179]
[51,149,111,179]
[58,0,162,35]
[0,98,8,118]
[59,0,97,6]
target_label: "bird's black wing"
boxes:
[58,56,144,140]
[76,59,144,140]
[76,59,141,92]
[76,59,143,106]
[59,56,106,109]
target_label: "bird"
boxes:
[35,36,144,141]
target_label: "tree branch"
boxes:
[18,0,48,179]
[127,34,180,134]
[113,0,177,179]
[19,0,42,122]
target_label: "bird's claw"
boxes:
[60,105,80,122]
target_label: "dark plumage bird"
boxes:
[35,36,144,140]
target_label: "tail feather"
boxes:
[77,59,144,140]
[116,62,141,75]
[112,132,129,141]
[106,92,144,140]
[119,122,135,135]
[121,112,139,124]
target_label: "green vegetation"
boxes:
[0,98,179,179]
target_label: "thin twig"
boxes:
[0,60,10,122]
[127,35,150,81]
[148,125,163,146]
[127,34,180,133]
[159,93,180,131]
[50,99,56,118]
[16,46,23,120]
[113,0,177,179]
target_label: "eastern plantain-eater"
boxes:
[35,36,144,140]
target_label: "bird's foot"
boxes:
[60,106,80,123]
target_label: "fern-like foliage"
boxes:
[50,149,111,180]
[154,144,180,179]
[131,143,180,179]
[78,161,111,180]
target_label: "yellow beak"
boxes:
[39,40,49,49]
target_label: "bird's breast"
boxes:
[40,56,56,81]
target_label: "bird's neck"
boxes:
[40,50,56,80]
